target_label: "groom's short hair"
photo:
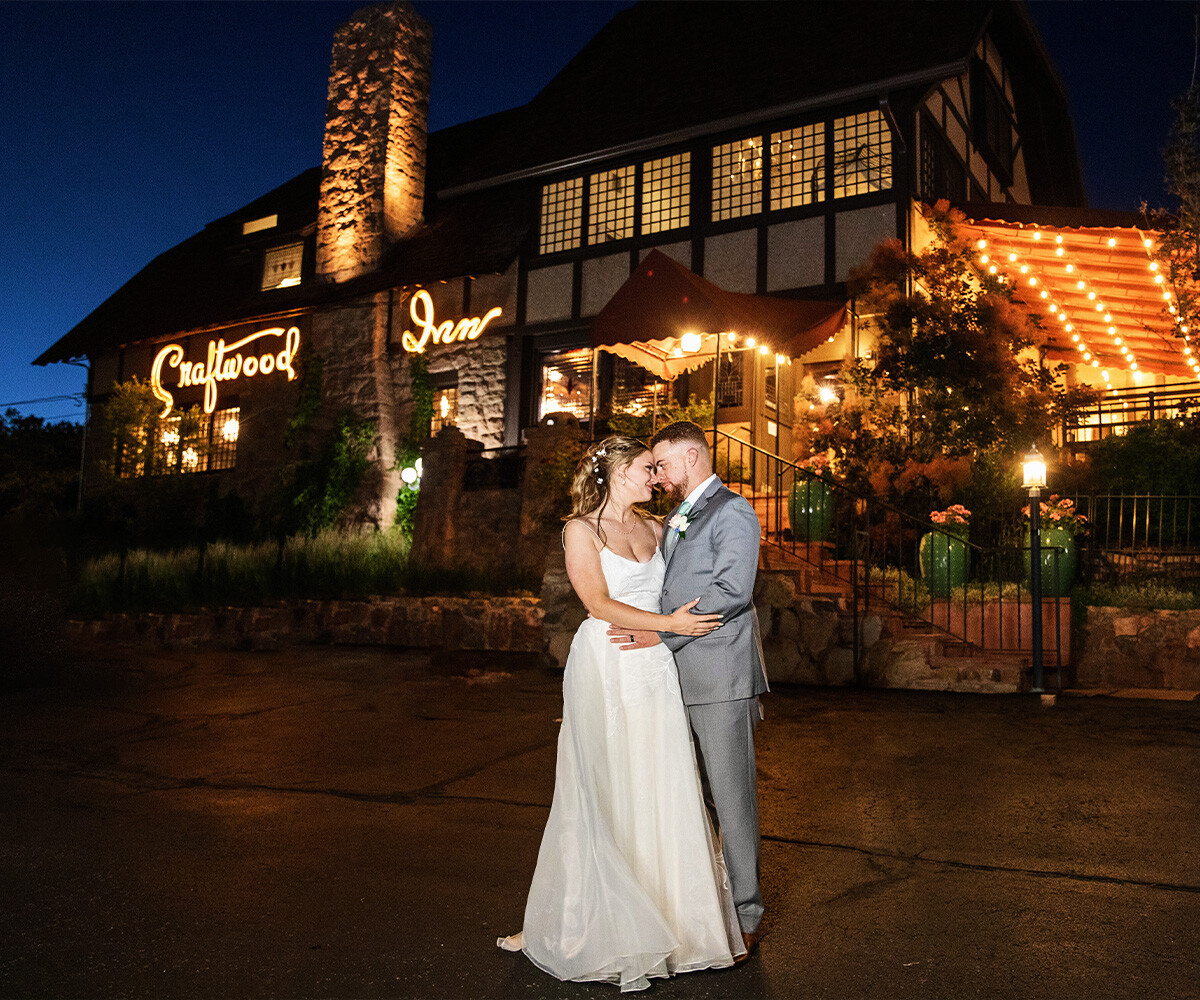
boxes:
[651,420,710,454]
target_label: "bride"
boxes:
[498,435,745,991]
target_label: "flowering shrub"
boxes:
[1028,495,1089,537]
[929,504,971,536]
[799,451,834,479]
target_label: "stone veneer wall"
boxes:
[399,330,507,450]
[316,2,431,282]
[1075,607,1200,690]
[68,596,542,654]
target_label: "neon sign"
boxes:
[400,289,502,353]
[150,326,301,417]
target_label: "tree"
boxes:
[0,409,83,518]
[801,205,1094,535]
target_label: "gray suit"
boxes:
[659,477,768,933]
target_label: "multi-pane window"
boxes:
[262,243,303,290]
[712,137,763,221]
[538,347,593,421]
[970,60,1014,182]
[920,117,966,203]
[208,407,240,471]
[717,351,744,408]
[539,178,583,254]
[589,166,635,244]
[118,406,240,478]
[770,123,825,209]
[764,359,778,411]
[642,153,691,234]
[832,111,892,199]
[431,386,459,434]
[611,356,665,418]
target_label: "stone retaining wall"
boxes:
[66,595,543,653]
[1075,606,1200,690]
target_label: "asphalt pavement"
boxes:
[1,640,1198,1000]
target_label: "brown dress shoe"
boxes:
[733,929,759,964]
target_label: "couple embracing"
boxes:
[499,420,769,992]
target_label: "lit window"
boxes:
[119,406,240,477]
[242,214,278,235]
[641,153,691,234]
[539,178,583,253]
[262,243,304,290]
[589,165,635,244]
[538,348,593,421]
[431,386,459,435]
[770,124,825,209]
[208,407,240,471]
[832,111,892,198]
[712,136,763,221]
[717,351,744,408]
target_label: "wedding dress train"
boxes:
[507,547,744,991]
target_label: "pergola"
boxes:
[950,205,1199,384]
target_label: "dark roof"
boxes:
[40,0,1084,366]
[36,125,529,365]
[439,0,1082,205]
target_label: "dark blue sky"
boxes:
[1,0,1196,423]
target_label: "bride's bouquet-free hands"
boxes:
[663,599,721,636]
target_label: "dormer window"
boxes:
[262,243,303,290]
[242,214,278,235]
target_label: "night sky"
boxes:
[2,0,1196,423]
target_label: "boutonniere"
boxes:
[668,510,694,539]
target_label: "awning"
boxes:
[591,250,847,380]
[951,206,1199,382]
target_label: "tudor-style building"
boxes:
[37,0,1102,528]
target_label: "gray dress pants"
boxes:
[686,696,763,933]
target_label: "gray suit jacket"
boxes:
[659,477,769,706]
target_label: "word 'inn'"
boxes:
[401,289,503,353]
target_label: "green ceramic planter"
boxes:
[788,479,833,542]
[919,531,969,598]
[1025,526,1076,598]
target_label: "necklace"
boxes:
[602,512,638,535]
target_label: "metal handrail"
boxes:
[712,430,1066,685]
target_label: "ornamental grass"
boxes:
[71,528,537,616]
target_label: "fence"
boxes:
[1067,493,1200,582]
[1064,381,1200,445]
[713,432,1067,685]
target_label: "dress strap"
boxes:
[562,517,605,551]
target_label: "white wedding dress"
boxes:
[511,546,744,991]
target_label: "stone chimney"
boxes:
[316,2,431,283]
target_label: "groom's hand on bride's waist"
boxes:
[606,625,662,650]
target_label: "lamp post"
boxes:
[1022,444,1047,694]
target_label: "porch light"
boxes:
[1022,443,1046,694]
[759,345,770,355]
[1022,444,1046,491]
[680,331,702,353]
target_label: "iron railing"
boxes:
[1066,493,1200,583]
[712,431,1067,685]
[1064,381,1200,445]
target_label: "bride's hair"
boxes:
[568,435,652,541]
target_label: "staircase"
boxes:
[756,540,1040,695]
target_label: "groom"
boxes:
[609,419,769,960]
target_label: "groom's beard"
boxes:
[663,481,687,505]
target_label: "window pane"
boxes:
[712,137,762,221]
[611,356,666,417]
[770,123,825,209]
[588,165,635,244]
[832,111,892,198]
[209,407,240,471]
[538,348,592,421]
[262,243,304,290]
[539,178,583,254]
[717,351,744,408]
[431,387,459,434]
[641,153,691,235]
